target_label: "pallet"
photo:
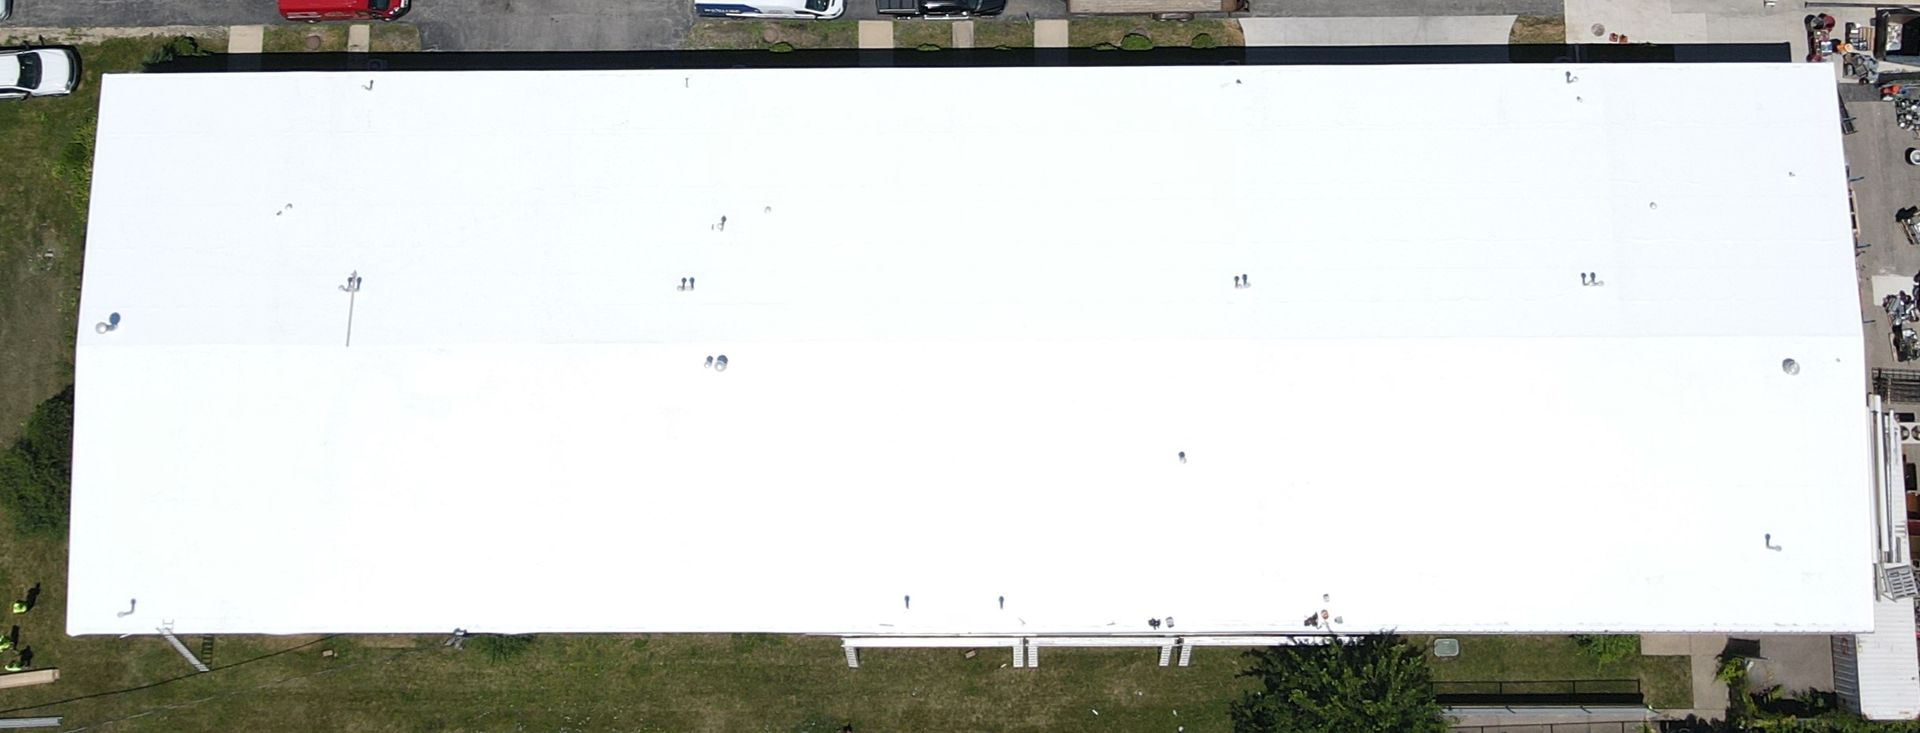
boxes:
[0,669,58,690]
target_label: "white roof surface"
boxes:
[70,63,1872,636]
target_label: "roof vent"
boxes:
[1782,358,1800,375]
[94,312,121,334]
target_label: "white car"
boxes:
[695,0,843,19]
[0,48,79,100]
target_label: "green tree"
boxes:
[0,386,75,537]
[1230,634,1448,733]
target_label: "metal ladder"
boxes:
[157,626,210,673]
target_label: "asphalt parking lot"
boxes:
[409,0,691,51]
[1844,83,1920,374]
[0,0,1562,49]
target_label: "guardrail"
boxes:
[1433,678,1644,706]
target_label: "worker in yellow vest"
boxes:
[9,601,25,614]
[3,660,20,672]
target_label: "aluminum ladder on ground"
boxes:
[157,626,211,673]
[0,717,61,729]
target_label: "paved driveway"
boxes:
[0,0,691,50]
[1,0,262,26]
[411,0,690,50]
[1247,0,1556,17]
[4,0,1556,49]
[1239,15,1516,45]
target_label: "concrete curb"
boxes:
[0,25,229,44]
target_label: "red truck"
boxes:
[278,0,408,22]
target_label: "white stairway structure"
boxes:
[156,626,209,673]
[839,634,1328,668]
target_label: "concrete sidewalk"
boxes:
[1563,0,1870,60]
[858,20,892,49]
[1642,633,1729,718]
[1035,19,1068,48]
[1239,15,1515,46]
[951,20,973,49]
[228,24,262,53]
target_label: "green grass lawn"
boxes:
[893,20,952,49]
[0,39,162,452]
[1414,634,1692,710]
[685,20,862,50]
[0,631,1251,731]
[1068,18,1243,48]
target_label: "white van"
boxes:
[696,0,843,19]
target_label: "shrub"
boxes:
[1191,32,1216,48]
[768,41,795,53]
[144,36,210,65]
[1571,634,1637,664]
[1716,654,1749,685]
[1120,32,1153,51]
[1092,42,1118,51]
[1231,634,1448,733]
[0,387,74,537]
[470,634,535,663]
[916,43,941,51]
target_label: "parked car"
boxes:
[279,0,409,22]
[0,48,79,100]
[878,0,1003,17]
[696,0,843,20]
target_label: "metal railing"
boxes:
[1434,678,1644,706]
[1450,724,1645,733]
[1874,368,1920,403]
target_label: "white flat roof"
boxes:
[70,63,1872,636]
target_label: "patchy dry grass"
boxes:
[972,19,1033,49]
[685,19,861,49]
[369,23,422,51]
[1509,14,1567,44]
[893,20,953,49]
[263,24,348,52]
[1068,17,1242,48]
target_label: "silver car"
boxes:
[0,48,78,100]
